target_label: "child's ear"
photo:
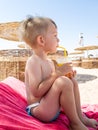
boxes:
[37,35,45,46]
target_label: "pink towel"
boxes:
[0,77,98,130]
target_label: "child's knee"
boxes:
[54,76,73,90]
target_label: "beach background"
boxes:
[74,67,98,105]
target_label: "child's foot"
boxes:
[83,115,98,129]
[70,122,88,130]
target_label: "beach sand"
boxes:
[74,67,98,105]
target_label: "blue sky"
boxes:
[0,0,98,53]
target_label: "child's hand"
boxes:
[52,59,77,78]
[55,62,73,77]
[65,70,77,78]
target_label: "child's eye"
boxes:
[54,34,57,37]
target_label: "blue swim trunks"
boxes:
[26,102,40,115]
[26,102,60,122]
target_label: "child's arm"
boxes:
[35,72,60,97]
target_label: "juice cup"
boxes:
[56,46,72,78]
[56,57,72,78]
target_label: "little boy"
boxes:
[20,16,98,130]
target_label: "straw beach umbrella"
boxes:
[0,21,20,41]
[0,21,30,50]
[74,45,98,58]
[74,45,98,57]
[18,43,25,48]
[74,45,98,51]
[69,51,84,55]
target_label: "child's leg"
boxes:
[57,77,88,130]
[71,78,98,129]
[32,76,88,130]
[70,78,83,121]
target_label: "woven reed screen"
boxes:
[0,49,33,81]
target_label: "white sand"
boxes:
[74,67,98,105]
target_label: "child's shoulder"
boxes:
[26,55,39,65]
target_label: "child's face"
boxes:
[44,22,59,54]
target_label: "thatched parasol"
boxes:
[74,45,98,51]
[74,45,98,58]
[0,21,20,41]
[18,43,25,48]
[17,43,31,49]
[69,51,84,55]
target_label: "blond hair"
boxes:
[19,16,57,49]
